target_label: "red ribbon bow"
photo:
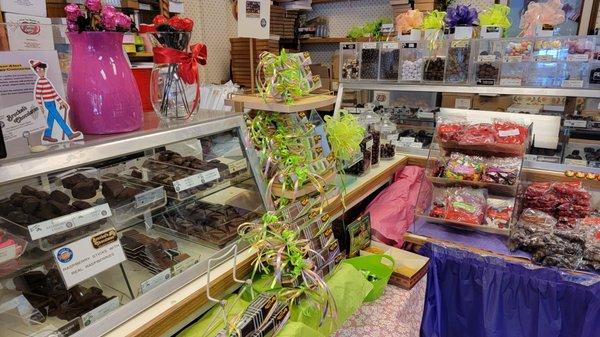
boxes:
[153,43,207,118]
[153,43,207,85]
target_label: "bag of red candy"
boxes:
[458,123,495,145]
[524,181,592,228]
[429,188,447,218]
[493,120,528,145]
[437,119,465,142]
[444,187,487,225]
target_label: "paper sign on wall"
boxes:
[237,0,270,39]
[53,229,126,289]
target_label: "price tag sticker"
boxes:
[386,133,399,141]
[565,158,588,166]
[536,55,554,62]
[227,159,248,174]
[417,111,434,119]
[382,42,398,50]
[80,297,119,327]
[564,119,588,128]
[455,98,471,109]
[478,55,497,62]
[499,78,522,86]
[362,42,377,49]
[537,155,561,163]
[409,142,423,148]
[561,80,583,88]
[524,154,538,162]
[140,268,171,294]
[506,55,523,63]
[342,43,357,50]
[399,137,415,142]
[0,244,17,264]
[567,54,589,62]
[29,204,112,241]
[201,168,220,183]
[366,140,374,149]
[134,187,165,208]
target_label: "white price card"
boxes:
[134,187,165,208]
[565,158,588,166]
[561,80,583,88]
[386,133,399,141]
[477,55,497,62]
[172,169,221,192]
[499,78,522,86]
[409,142,423,148]
[566,54,589,62]
[172,257,198,276]
[0,244,17,264]
[227,159,248,174]
[362,42,377,49]
[399,137,415,143]
[506,55,523,63]
[454,98,471,109]
[80,297,119,327]
[564,120,588,128]
[382,42,398,49]
[417,111,435,119]
[53,229,126,289]
[140,268,171,294]
[29,204,112,241]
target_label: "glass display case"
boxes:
[0,111,266,337]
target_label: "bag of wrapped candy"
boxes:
[458,122,496,145]
[493,119,529,145]
[481,156,520,185]
[436,117,465,143]
[485,197,514,228]
[583,224,600,271]
[444,187,487,225]
[443,152,484,181]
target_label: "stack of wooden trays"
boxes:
[389,0,411,17]
[230,37,279,88]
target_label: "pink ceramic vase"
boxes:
[67,31,142,134]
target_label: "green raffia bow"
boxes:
[324,110,365,162]
[422,10,446,29]
[256,49,312,105]
[479,4,511,31]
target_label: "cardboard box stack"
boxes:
[270,6,297,39]
[390,0,411,17]
[230,37,279,88]
[413,0,439,11]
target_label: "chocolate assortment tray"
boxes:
[153,199,258,248]
[120,229,192,274]
[0,182,112,251]
[114,150,243,201]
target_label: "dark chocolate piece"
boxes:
[49,200,72,215]
[72,200,92,210]
[117,187,140,201]
[22,197,40,214]
[35,201,57,220]
[102,180,125,200]
[50,190,70,204]
[9,193,26,207]
[21,185,38,196]
[61,173,87,189]
[35,190,50,200]
[72,180,97,200]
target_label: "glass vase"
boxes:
[67,32,143,135]
[150,32,197,119]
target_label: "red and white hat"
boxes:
[29,59,44,68]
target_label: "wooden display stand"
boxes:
[230,93,336,113]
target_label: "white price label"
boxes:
[561,80,583,88]
[537,55,554,62]
[417,111,435,119]
[454,98,471,109]
[227,159,248,174]
[382,42,398,50]
[80,297,119,327]
[134,187,165,208]
[172,257,198,275]
[478,55,497,62]
[0,244,17,264]
[29,204,112,241]
[506,55,523,62]
[498,129,520,137]
[409,142,423,148]
[500,78,522,86]
[565,158,588,166]
[386,133,399,141]
[537,155,561,163]
[567,54,589,62]
[392,141,413,148]
[362,42,377,49]
[140,268,171,294]
[524,154,538,161]
[172,169,220,192]
[399,137,415,142]
[564,119,588,128]
[366,140,374,149]
[53,229,126,288]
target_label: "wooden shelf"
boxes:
[230,94,337,113]
[418,215,510,236]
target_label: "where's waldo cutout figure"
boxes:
[30,59,82,144]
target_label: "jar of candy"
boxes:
[375,112,397,160]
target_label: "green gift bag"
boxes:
[343,254,394,301]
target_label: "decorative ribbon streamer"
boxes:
[444,5,478,28]
[396,9,424,34]
[422,10,446,30]
[153,43,207,117]
[479,4,512,30]
[519,0,565,37]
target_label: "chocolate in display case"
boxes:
[0,111,266,336]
